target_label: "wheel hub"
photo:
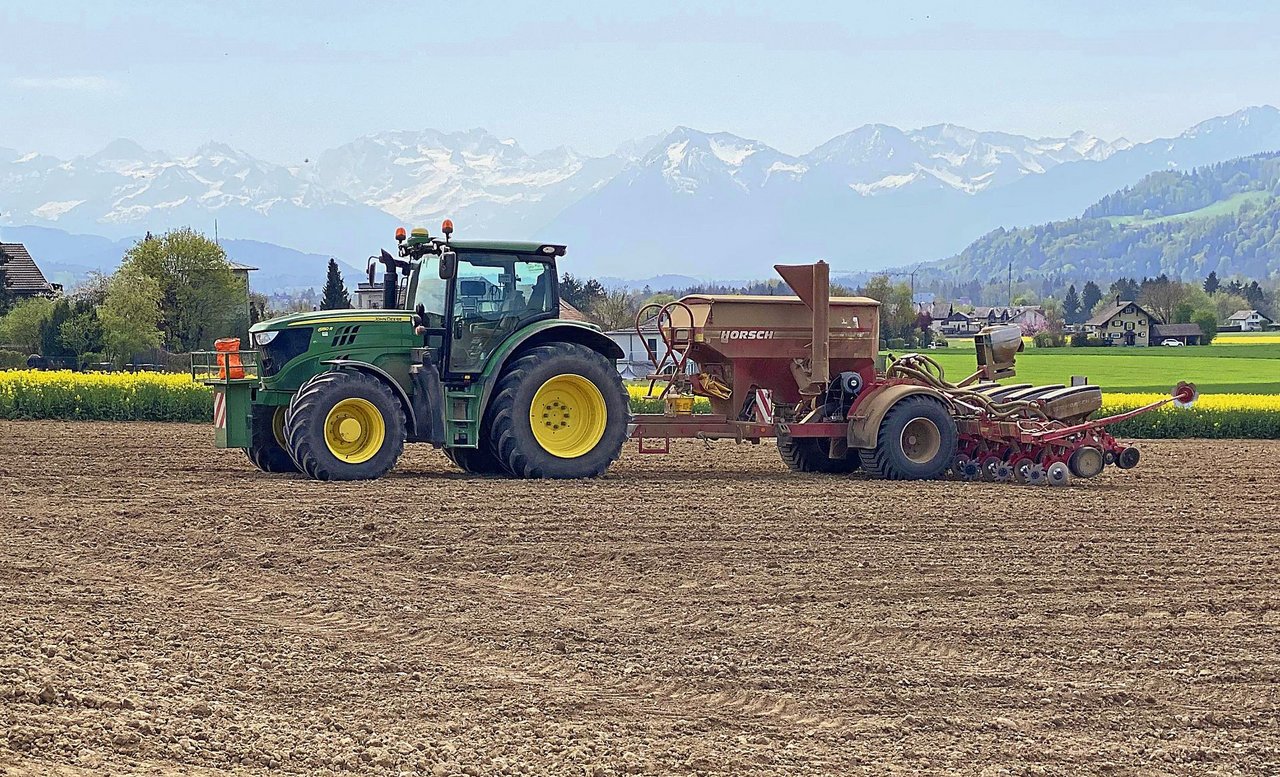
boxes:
[900,418,941,464]
[337,417,362,443]
[529,374,607,459]
[323,397,386,464]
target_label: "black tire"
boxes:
[283,370,406,481]
[858,396,957,480]
[244,405,299,473]
[443,444,508,475]
[778,437,860,474]
[487,343,629,479]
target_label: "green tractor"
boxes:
[194,223,630,481]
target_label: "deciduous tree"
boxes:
[0,297,55,353]
[1192,310,1218,345]
[590,289,641,331]
[119,227,243,352]
[100,265,163,365]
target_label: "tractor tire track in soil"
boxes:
[1,421,1279,774]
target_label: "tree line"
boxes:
[935,150,1280,293]
[0,228,249,368]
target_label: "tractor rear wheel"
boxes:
[486,343,628,479]
[778,437,860,473]
[283,370,406,481]
[245,405,299,473]
[859,396,957,480]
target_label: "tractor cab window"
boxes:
[409,256,448,328]
[448,253,555,375]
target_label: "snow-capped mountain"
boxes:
[540,106,1280,277]
[3,106,1280,285]
[0,140,398,259]
[629,127,808,194]
[304,128,627,236]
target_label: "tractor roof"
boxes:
[450,240,566,256]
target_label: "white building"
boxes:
[605,322,673,380]
[1225,309,1273,332]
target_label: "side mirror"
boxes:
[439,249,457,280]
[366,256,376,286]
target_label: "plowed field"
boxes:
[2,422,1278,775]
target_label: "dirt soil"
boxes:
[1,422,1279,776]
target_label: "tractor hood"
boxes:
[250,308,414,334]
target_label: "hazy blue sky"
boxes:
[2,1,1279,162]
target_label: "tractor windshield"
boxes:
[408,256,447,324]
[448,252,556,374]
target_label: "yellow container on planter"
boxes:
[664,394,695,416]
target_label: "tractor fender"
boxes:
[507,321,624,362]
[476,321,625,411]
[320,359,418,436]
[846,384,948,449]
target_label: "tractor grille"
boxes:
[332,325,361,348]
[261,328,312,377]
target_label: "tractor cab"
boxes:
[379,222,566,382]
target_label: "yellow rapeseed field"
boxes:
[0,370,211,421]
[1213,333,1280,345]
[1,370,1277,437]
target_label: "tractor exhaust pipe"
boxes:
[378,249,399,310]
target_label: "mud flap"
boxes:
[212,382,254,448]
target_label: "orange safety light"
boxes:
[395,226,407,242]
[214,337,246,379]
[441,218,454,236]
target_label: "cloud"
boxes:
[9,75,121,93]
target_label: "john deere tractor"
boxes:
[194,223,629,481]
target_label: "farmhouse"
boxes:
[1225,309,1273,332]
[1085,299,1155,346]
[606,317,670,380]
[0,242,61,299]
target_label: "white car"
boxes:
[1161,338,1184,347]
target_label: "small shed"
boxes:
[1150,323,1204,346]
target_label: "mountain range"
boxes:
[3,106,1280,289]
[929,151,1280,283]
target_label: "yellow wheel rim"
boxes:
[529,374,607,459]
[271,406,288,449]
[324,398,386,464]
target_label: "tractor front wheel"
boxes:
[486,343,629,479]
[283,370,406,481]
[859,396,957,480]
[244,405,299,473]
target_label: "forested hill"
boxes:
[930,151,1280,282]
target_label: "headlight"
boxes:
[254,330,279,346]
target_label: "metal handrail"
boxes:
[191,349,261,383]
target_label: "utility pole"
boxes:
[1007,262,1013,307]
[886,270,917,302]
